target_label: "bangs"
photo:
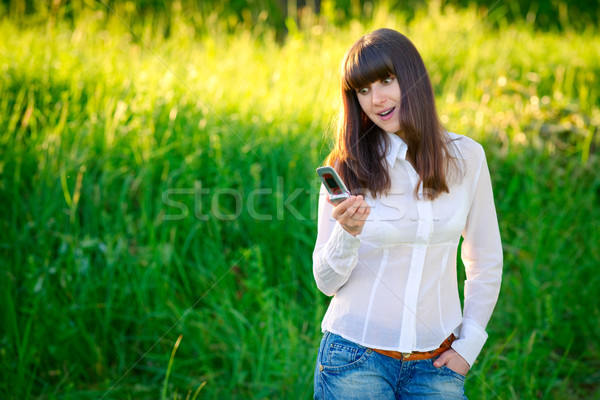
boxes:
[342,43,395,91]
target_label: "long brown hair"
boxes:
[325,28,459,200]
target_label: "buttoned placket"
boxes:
[397,160,434,352]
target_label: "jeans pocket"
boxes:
[322,333,371,371]
[440,365,466,381]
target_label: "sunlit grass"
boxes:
[1,3,599,399]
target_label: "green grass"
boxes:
[1,2,599,399]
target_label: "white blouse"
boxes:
[313,132,503,367]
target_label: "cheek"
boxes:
[356,96,371,115]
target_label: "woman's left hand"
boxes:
[433,349,470,376]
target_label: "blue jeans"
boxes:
[314,331,467,400]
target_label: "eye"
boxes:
[382,76,394,85]
[357,87,369,95]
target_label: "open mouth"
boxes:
[378,107,395,118]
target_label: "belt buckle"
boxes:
[401,352,412,359]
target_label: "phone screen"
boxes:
[323,173,342,194]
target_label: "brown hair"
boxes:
[325,28,459,200]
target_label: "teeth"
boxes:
[380,109,392,116]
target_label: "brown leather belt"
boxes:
[371,334,456,361]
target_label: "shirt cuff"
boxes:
[324,222,361,278]
[450,318,489,367]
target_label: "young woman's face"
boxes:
[355,76,401,134]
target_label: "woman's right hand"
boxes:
[329,195,371,237]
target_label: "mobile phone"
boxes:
[316,166,351,205]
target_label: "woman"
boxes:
[312,28,502,399]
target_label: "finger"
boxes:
[354,204,370,219]
[346,195,367,213]
[331,196,356,217]
[446,349,468,365]
[339,195,356,209]
[353,201,371,219]
[356,199,370,214]
[433,352,450,368]
[342,197,363,217]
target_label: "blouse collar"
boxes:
[384,131,467,166]
[384,132,408,167]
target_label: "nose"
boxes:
[372,86,385,106]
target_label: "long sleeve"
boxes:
[452,149,503,367]
[312,185,361,296]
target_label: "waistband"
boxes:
[371,334,456,361]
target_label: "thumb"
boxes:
[433,352,448,368]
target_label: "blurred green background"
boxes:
[1,0,599,399]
